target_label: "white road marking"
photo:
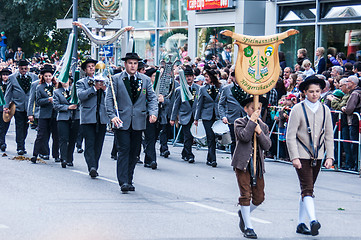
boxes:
[71,170,271,224]
[0,224,9,229]
[71,170,118,184]
[186,202,272,224]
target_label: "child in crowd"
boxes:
[232,96,272,239]
[302,59,315,77]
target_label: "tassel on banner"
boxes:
[0,89,5,106]
[70,70,80,105]
[179,68,193,102]
[57,32,76,83]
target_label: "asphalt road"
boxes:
[1,122,361,240]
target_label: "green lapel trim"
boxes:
[122,76,132,101]
[133,77,142,103]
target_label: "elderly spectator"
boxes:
[283,67,292,88]
[331,66,343,79]
[341,75,361,170]
[315,47,326,74]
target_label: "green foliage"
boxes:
[0,0,91,57]
[260,56,268,67]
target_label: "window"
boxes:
[278,4,316,23]
[129,0,156,28]
[321,3,361,20]
[133,30,156,66]
[159,28,188,62]
[159,0,188,27]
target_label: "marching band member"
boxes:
[76,59,109,178]
[53,78,80,168]
[106,52,158,193]
[194,69,222,167]
[4,59,38,155]
[286,76,334,236]
[0,68,11,151]
[170,65,199,163]
[218,71,247,157]
[27,78,40,130]
[31,64,60,163]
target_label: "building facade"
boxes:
[266,0,361,69]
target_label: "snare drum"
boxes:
[212,119,232,146]
[191,119,206,139]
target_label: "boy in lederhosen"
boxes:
[286,76,334,236]
[233,96,271,239]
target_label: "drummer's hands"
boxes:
[149,115,157,123]
[3,107,9,113]
[194,120,198,126]
[170,120,175,126]
[111,117,123,128]
[28,116,34,122]
[250,109,261,122]
[222,117,228,124]
[158,94,164,103]
[48,97,53,103]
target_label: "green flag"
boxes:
[57,32,76,83]
[70,70,79,105]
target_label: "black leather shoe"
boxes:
[137,156,143,164]
[77,148,84,153]
[42,155,49,160]
[17,150,25,155]
[211,161,217,167]
[238,210,245,233]
[67,162,74,167]
[182,156,188,161]
[188,157,195,163]
[206,161,212,166]
[296,223,311,235]
[54,158,61,162]
[144,161,157,169]
[120,183,130,193]
[89,168,98,178]
[310,220,321,236]
[30,156,37,164]
[0,144,6,152]
[243,228,257,239]
[161,150,170,158]
[111,155,117,160]
[61,160,67,168]
[128,184,135,191]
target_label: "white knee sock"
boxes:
[303,196,317,221]
[298,196,307,224]
[240,205,253,229]
[250,203,257,213]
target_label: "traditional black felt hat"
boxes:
[0,68,12,75]
[40,64,55,75]
[121,52,142,61]
[299,75,326,92]
[18,59,29,66]
[240,95,269,107]
[138,61,146,70]
[145,67,157,77]
[81,58,98,71]
[184,65,194,76]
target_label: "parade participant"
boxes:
[4,59,38,155]
[233,96,271,239]
[77,59,109,178]
[170,65,200,163]
[105,52,158,193]
[286,76,334,236]
[27,78,40,130]
[194,69,222,167]
[31,64,60,163]
[219,71,247,157]
[0,68,11,151]
[53,78,80,168]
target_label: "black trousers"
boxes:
[144,121,169,164]
[203,119,216,162]
[0,111,10,146]
[181,119,194,160]
[111,135,117,157]
[82,124,106,172]
[115,127,142,186]
[76,124,84,149]
[228,123,236,158]
[14,111,29,151]
[32,118,59,158]
[58,119,80,163]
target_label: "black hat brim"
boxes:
[18,60,29,66]
[81,59,98,71]
[0,69,12,75]
[121,56,143,61]
[240,96,269,107]
[145,68,157,77]
[299,76,326,92]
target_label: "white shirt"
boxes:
[304,98,320,113]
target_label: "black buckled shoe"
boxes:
[89,168,98,179]
[0,144,6,152]
[243,228,257,239]
[42,155,49,160]
[128,184,135,191]
[296,223,311,235]
[67,162,74,167]
[54,158,61,162]
[211,161,217,167]
[30,156,37,164]
[206,161,212,166]
[161,150,170,158]
[17,150,25,155]
[310,220,321,236]
[120,183,130,193]
[238,210,245,233]
[188,157,195,163]
[61,160,67,168]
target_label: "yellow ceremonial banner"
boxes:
[221,29,299,95]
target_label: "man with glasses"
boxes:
[341,75,361,171]
[4,59,38,155]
